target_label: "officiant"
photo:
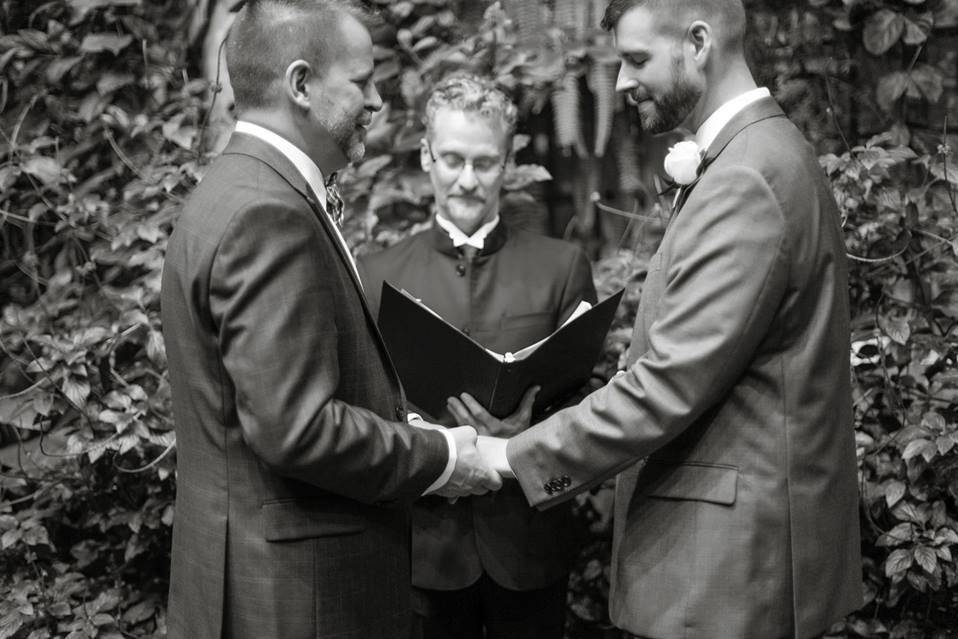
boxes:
[359,73,596,639]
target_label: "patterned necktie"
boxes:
[325,172,344,228]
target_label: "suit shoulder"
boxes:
[358,226,432,270]
[508,228,588,264]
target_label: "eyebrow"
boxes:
[619,50,650,63]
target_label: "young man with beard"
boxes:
[360,74,596,639]
[160,3,502,638]
[476,1,864,637]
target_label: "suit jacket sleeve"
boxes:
[209,200,448,504]
[558,248,598,320]
[507,165,789,509]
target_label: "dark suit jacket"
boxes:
[359,222,596,591]
[507,98,863,638]
[160,132,449,639]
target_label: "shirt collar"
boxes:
[234,120,328,209]
[434,213,501,250]
[695,87,771,154]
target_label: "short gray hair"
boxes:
[423,74,518,143]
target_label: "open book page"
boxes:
[399,288,594,364]
[483,300,594,363]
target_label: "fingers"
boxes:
[446,396,473,426]
[458,393,491,419]
[515,385,540,422]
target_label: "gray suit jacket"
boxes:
[161,132,449,639]
[507,98,863,638]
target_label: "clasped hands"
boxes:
[431,386,538,500]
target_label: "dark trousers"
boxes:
[411,573,567,639]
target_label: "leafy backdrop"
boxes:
[1,0,957,637]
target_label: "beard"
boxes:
[325,114,367,162]
[637,58,702,134]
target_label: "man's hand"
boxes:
[446,386,540,437]
[433,426,503,499]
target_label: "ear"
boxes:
[284,59,312,110]
[420,137,432,172]
[687,20,712,65]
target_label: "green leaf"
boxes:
[934,527,958,545]
[901,12,934,44]
[61,377,91,409]
[884,480,907,507]
[913,545,938,573]
[911,64,944,102]
[45,56,83,83]
[893,500,929,525]
[935,435,955,455]
[22,525,50,547]
[881,316,911,345]
[80,33,133,55]
[1,528,22,550]
[877,522,914,547]
[120,601,154,625]
[21,157,61,186]
[503,164,552,191]
[864,9,905,55]
[902,438,935,461]
[96,72,135,96]
[876,72,910,111]
[885,548,913,577]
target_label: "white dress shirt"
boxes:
[695,87,771,154]
[434,212,501,249]
[233,121,457,494]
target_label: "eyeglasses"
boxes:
[426,144,507,180]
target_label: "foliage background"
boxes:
[1,0,957,637]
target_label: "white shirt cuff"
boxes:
[415,421,457,495]
[476,436,515,479]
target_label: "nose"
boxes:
[456,163,478,190]
[365,81,383,113]
[615,63,638,94]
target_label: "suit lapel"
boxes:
[221,134,402,384]
[673,97,786,214]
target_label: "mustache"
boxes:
[626,90,650,105]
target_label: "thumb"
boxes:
[519,385,540,419]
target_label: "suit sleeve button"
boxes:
[561,475,572,487]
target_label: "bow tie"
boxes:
[325,173,344,228]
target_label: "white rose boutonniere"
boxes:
[663,140,703,186]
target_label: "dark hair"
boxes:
[226,0,377,112]
[600,0,746,50]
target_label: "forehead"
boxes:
[429,107,508,151]
[324,14,374,75]
[613,5,673,52]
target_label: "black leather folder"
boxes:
[378,282,624,419]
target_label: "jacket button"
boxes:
[561,475,572,487]
[395,405,405,420]
[543,482,554,494]
[455,263,466,276]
